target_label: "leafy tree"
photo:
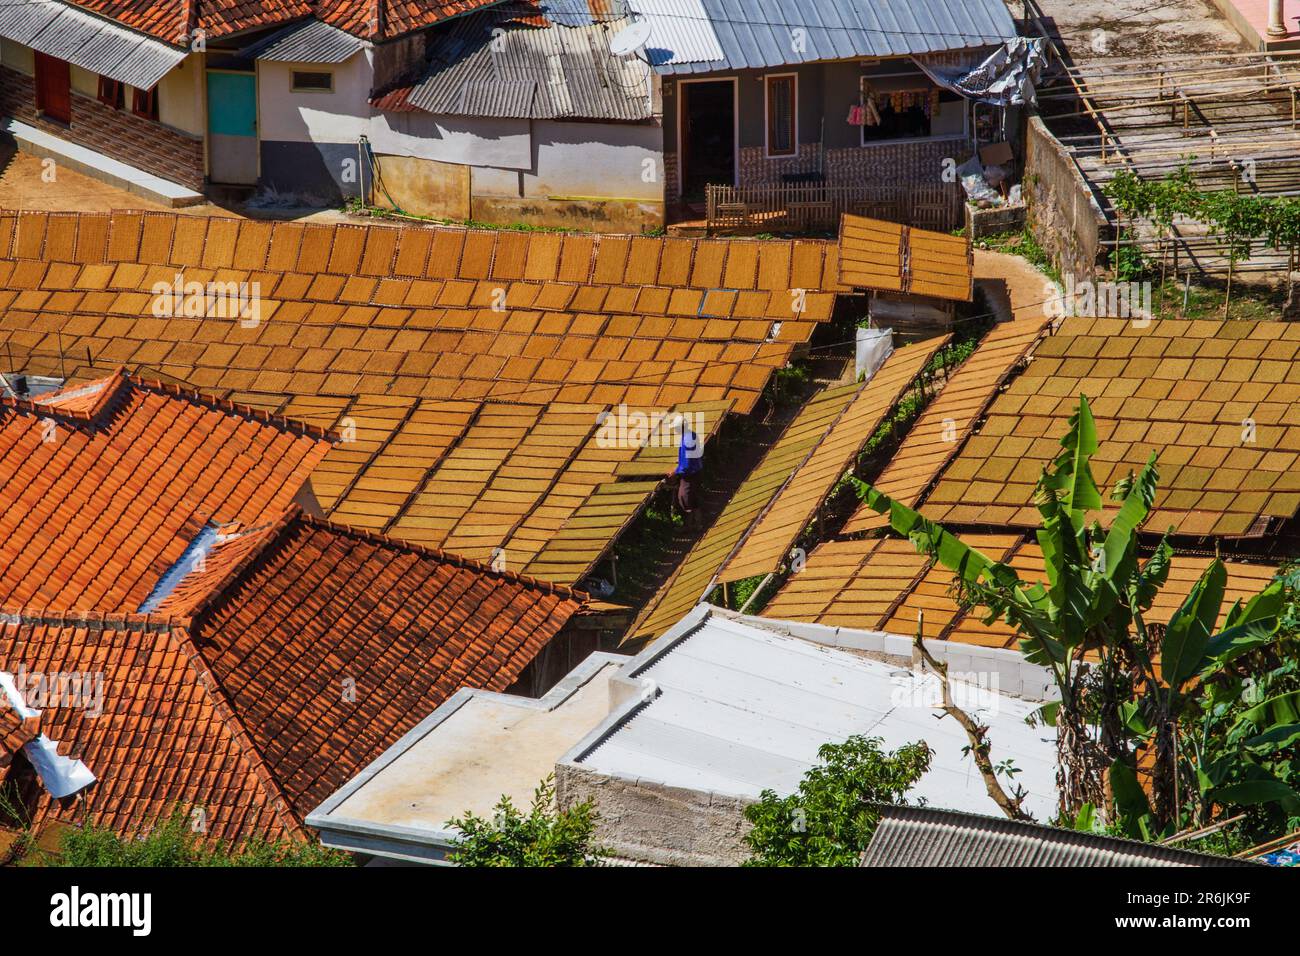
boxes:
[855,395,1299,837]
[39,808,351,867]
[743,735,932,866]
[446,776,608,867]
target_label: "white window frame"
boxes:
[763,72,798,159]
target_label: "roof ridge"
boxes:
[7,367,339,441]
[297,511,593,601]
[0,367,129,421]
[182,509,304,625]
[163,622,308,838]
[0,605,182,631]
[178,506,589,632]
[126,372,339,441]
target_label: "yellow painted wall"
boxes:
[372,154,471,219]
[157,55,203,136]
[0,38,34,75]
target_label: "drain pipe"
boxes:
[357,134,369,206]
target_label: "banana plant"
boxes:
[855,395,1294,830]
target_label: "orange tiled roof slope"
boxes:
[157,509,588,816]
[0,511,589,840]
[764,534,1279,648]
[0,707,40,770]
[0,370,331,612]
[919,317,1300,537]
[66,0,503,43]
[0,610,301,843]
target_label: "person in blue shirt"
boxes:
[675,425,704,529]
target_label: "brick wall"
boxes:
[727,137,970,190]
[0,66,204,191]
[824,136,970,187]
[737,142,823,184]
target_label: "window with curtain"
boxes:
[766,74,796,157]
[97,76,124,109]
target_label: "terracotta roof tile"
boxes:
[0,371,331,612]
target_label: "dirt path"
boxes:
[0,144,349,222]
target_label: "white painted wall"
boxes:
[256,49,373,144]
[369,109,532,170]
[472,119,663,200]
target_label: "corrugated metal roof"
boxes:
[630,0,1020,74]
[401,5,652,121]
[631,0,724,66]
[577,609,1060,819]
[240,17,367,63]
[0,0,186,89]
[862,806,1258,867]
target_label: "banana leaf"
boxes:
[1161,559,1226,688]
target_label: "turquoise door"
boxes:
[207,71,257,184]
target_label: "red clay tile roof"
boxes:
[0,708,41,769]
[0,510,589,839]
[0,610,300,842]
[171,509,588,817]
[66,0,506,43]
[0,370,332,613]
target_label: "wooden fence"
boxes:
[705,181,964,235]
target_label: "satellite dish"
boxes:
[610,18,652,57]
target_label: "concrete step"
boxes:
[1,116,204,208]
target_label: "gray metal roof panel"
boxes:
[0,0,185,88]
[404,6,651,121]
[240,17,367,64]
[862,806,1259,868]
[638,0,1019,74]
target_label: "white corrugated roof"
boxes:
[577,612,1058,820]
[630,0,725,66]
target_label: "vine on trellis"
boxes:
[1105,166,1300,316]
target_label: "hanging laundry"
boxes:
[864,96,881,126]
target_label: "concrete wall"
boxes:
[370,115,665,231]
[256,50,374,200]
[1023,114,1111,281]
[554,763,754,867]
[373,153,470,218]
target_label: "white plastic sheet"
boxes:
[856,326,894,381]
[0,671,96,799]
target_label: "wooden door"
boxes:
[34,52,71,124]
